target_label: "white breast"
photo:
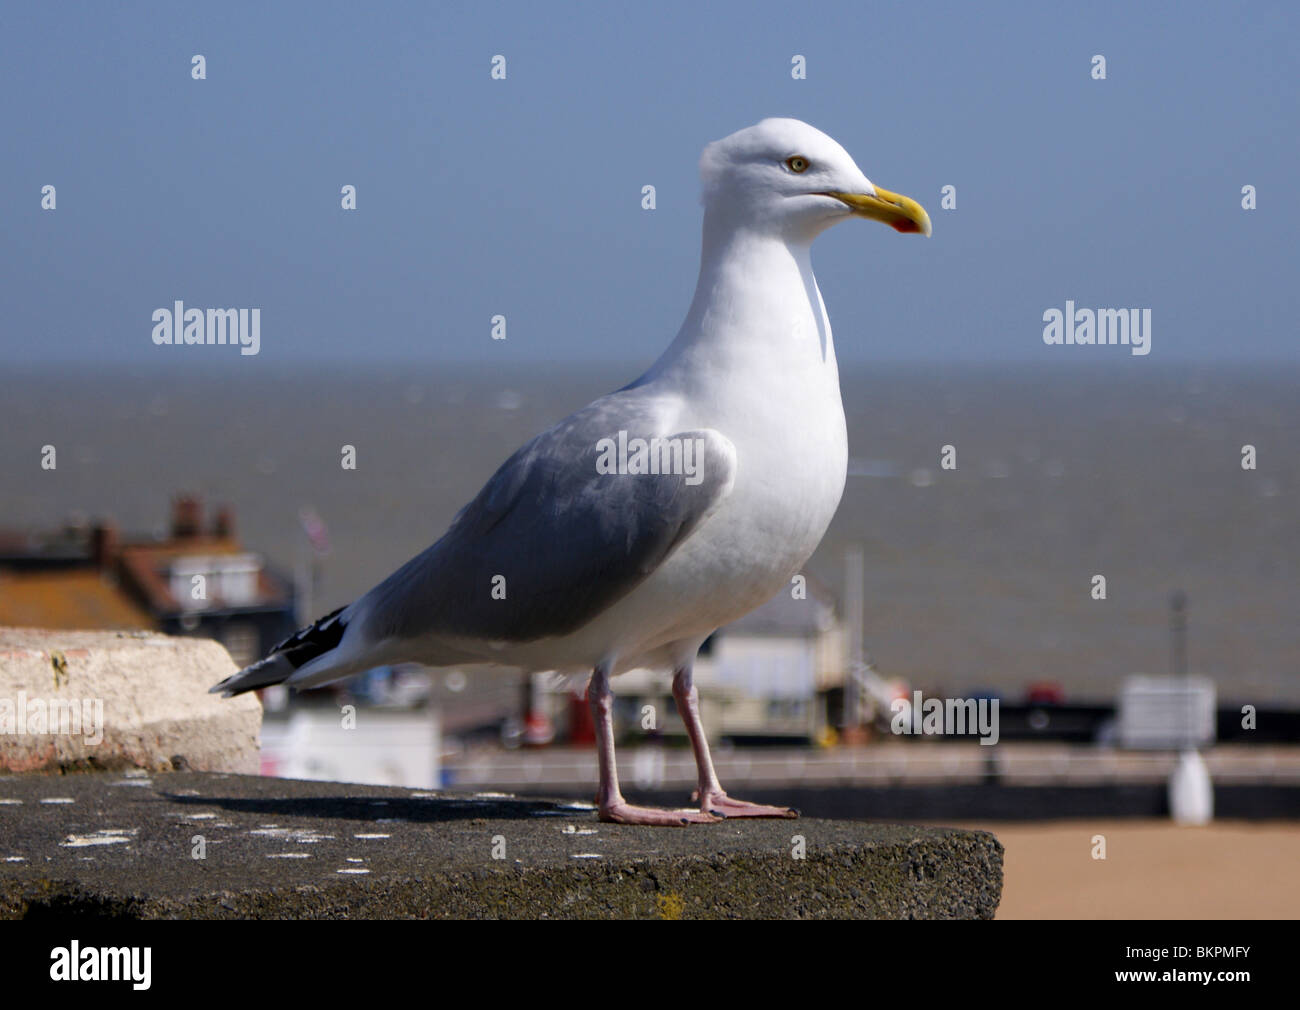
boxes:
[548,245,847,670]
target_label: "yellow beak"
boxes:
[824,187,932,237]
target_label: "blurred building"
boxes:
[0,495,296,667]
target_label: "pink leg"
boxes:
[589,663,718,826]
[672,662,799,819]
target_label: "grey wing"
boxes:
[357,395,737,646]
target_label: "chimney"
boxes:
[171,495,202,540]
[91,522,119,570]
[213,505,235,540]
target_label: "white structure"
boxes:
[1118,675,1216,750]
[260,706,441,788]
[1119,675,1217,825]
[1169,749,1214,825]
[170,553,262,610]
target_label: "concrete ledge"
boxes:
[0,628,260,774]
[0,772,1001,919]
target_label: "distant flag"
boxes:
[298,506,331,556]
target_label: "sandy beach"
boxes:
[948,820,1300,919]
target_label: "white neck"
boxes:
[633,217,838,395]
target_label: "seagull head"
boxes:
[699,118,931,243]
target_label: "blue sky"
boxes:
[2,0,1296,366]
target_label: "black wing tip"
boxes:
[268,604,349,656]
[211,606,353,699]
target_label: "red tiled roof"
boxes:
[0,570,155,630]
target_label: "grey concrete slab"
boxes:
[0,772,1002,919]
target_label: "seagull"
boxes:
[213,118,930,825]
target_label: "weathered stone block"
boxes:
[0,628,260,774]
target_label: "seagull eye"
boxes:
[785,156,810,174]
